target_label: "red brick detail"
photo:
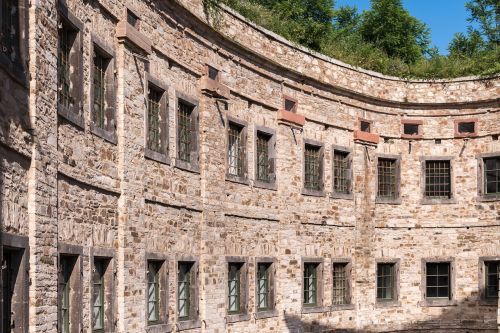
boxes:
[116,21,152,54]
[277,109,305,127]
[354,130,380,144]
[200,76,230,99]
[454,118,479,138]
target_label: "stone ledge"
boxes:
[277,109,305,127]
[116,21,152,54]
[200,76,230,99]
[353,130,380,144]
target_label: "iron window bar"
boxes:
[178,263,191,320]
[227,263,241,314]
[256,133,271,182]
[147,262,160,324]
[425,160,451,198]
[377,263,394,300]
[257,263,270,311]
[177,102,193,163]
[92,260,105,332]
[93,52,108,129]
[304,145,321,191]
[227,124,244,177]
[147,87,162,153]
[332,263,348,305]
[378,158,397,199]
[333,151,350,194]
[303,263,318,306]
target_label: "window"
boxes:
[403,123,419,135]
[303,142,324,194]
[424,160,451,199]
[92,259,106,332]
[377,263,395,301]
[425,262,451,299]
[126,9,140,29]
[255,127,276,189]
[332,263,350,306]
[360,120,371,133]
[147,261,161,324]
[227,122,246,179]
[303,262,323,309]
[207,65,219,81]
[283,96,297,113]
[376,156,400,203]
[333,149,351,196]
[484,261,499,300]
[1,234,28,333]
[59,255,78,333]
[91,39,116,141]
[177,260,199,327]
[176,96,199,171]
[227,263,242,314]
[484,156,500,196]
[256,263,270,311]
[458,122,475,134]
[0,0,20,63]
[57,8,83,122]
[454,119,478,137]
[145,79,168,160]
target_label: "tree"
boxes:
[332,5,360,34]
[359,0,431,63]
[448,29,485,57]
[465,0,499,47]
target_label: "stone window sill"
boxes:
[331,304,355,311]
[301,188,325,197]
[375,300,401,308]
[253,180,277,191]
[225,174,250,186]
[301,306,328,314]
[57,104,84,129]
[175,159,200,174]
[90,123,117,144]
[176,319,201,331]
[226,313,250,323]
[375,197,402,205]
[146,323,172,333]
[477,194,500,202]
[145,148,170,165]
[330,192,353,200]
[419,299,457,307]
[255,309,278,319]
[421,198,457,205]
[479,299,499,306]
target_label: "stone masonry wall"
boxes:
[0,0,498,333]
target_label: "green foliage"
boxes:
[359,0,431,63]
[206,0,499,79]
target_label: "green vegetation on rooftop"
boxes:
[204,0,499,79]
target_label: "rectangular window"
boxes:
[147,261,161,324]
[126,9,140,29]
[147,86,163,153]
[304,144,322,191]
[58,21,76,110]
[92,52,109,130]
[458,122,475,134]
[256,132,272,182]
[227,123,245,177]
[207,65,219,81]
[333,150,351,195]
[403,123,419,135]
[2,250,13,333]
[256,263,271,311]
[332,263,349,305]
[377,158,398,199]
[425,160,451,199]
[227,263,242,314]
[484,157,500,195]
[0,0,20,63]
[177,101,194,163]
[284,98,297,112]
[360,120,371,133]
[177,262,191,320]
[377,263,395,301]
[92,259,107,332]
[426,262,450,299]
[59,256,76,333]
[484,261,499,300]
[303,263,318,307]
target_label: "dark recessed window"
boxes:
[333,150,351,195]
[484,261,499,300]
[147,86,163,153]
[227,263,242,314]
[92,259,108,331]
[178,262,195,321]
[360,121,371,133]
[332,263,349,305]
[303,263,318,307]
[147,261,161,324]
[177,101,195,163]
[256,132,272,182]
[458,122,475,134]
[127,9,140,29]
[377,263,395,301]
[207,65,219,81]
[304,144,322,191]
[92,51,111,130]
[403,123,419,135]
[425,160,451,199]
[484,157,500,195]
[426,262,450,299]
[284,98,297,112]
[59,256,77,333]
[227,123,245,177]
[377,158,398,199]
[1,0,20,63]
[257,262,272,311]
[58,21,77,110]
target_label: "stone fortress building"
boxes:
[0,0,499,332]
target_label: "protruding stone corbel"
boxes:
[277,109,305,128]
[353,130,380,145]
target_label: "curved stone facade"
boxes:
[0,0,498,332]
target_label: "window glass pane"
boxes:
[93,259,105,330]
[378,159,397,199]
[485,261,499,299]
[147,86,163,152]
[58,22,76,109]
[304,145,321,190]
[284,99,296,112]
[256,133,271,182]
[426,262,450,299]
[303,263,317,306]
[147,262,160,323]
[458,122,475,133]
[177,102,194,163]
[178,263,191,319]
[0,0,20,63]
[403,123,419,135]
[227,263,241,313]
[333,151,350,194]
[332,263,348,305]
[425,161,451,198]
[376,263,394,301]
[484,157,500,195]
[360,121,370,132]
[257,263,270,310]
[228,124,244,177]
[93,52,108,129]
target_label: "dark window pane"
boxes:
[425,161,451,198]
[332,263,348,305]
[303,263,318,306]
[257,263,270,311]
[376,263,394,301]
[360,121,371,133]
[458,122,475,133]
[93,52,108,129]
[1,0,20,63]
[426,262,450,299]
[256,132,271,182]
[177,101,194,163]
[437,286,449,298]
[403,123,419,135]
[284,99,296,112]
[485,261,499,299]
[427,287,438,298]
[228,123,244,177]
[484,157,500,195]
[208,65,219,81]
[333,151,350,194]
[378,158,397,199]
[227,263,241,313]
[178,263,191,320]
[147,86,163,153]
[304,145,321,190]
[127,10,139,28]
[58,21,76,109]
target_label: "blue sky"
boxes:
[334,0,471,54]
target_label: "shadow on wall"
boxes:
[284,295,499,333]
